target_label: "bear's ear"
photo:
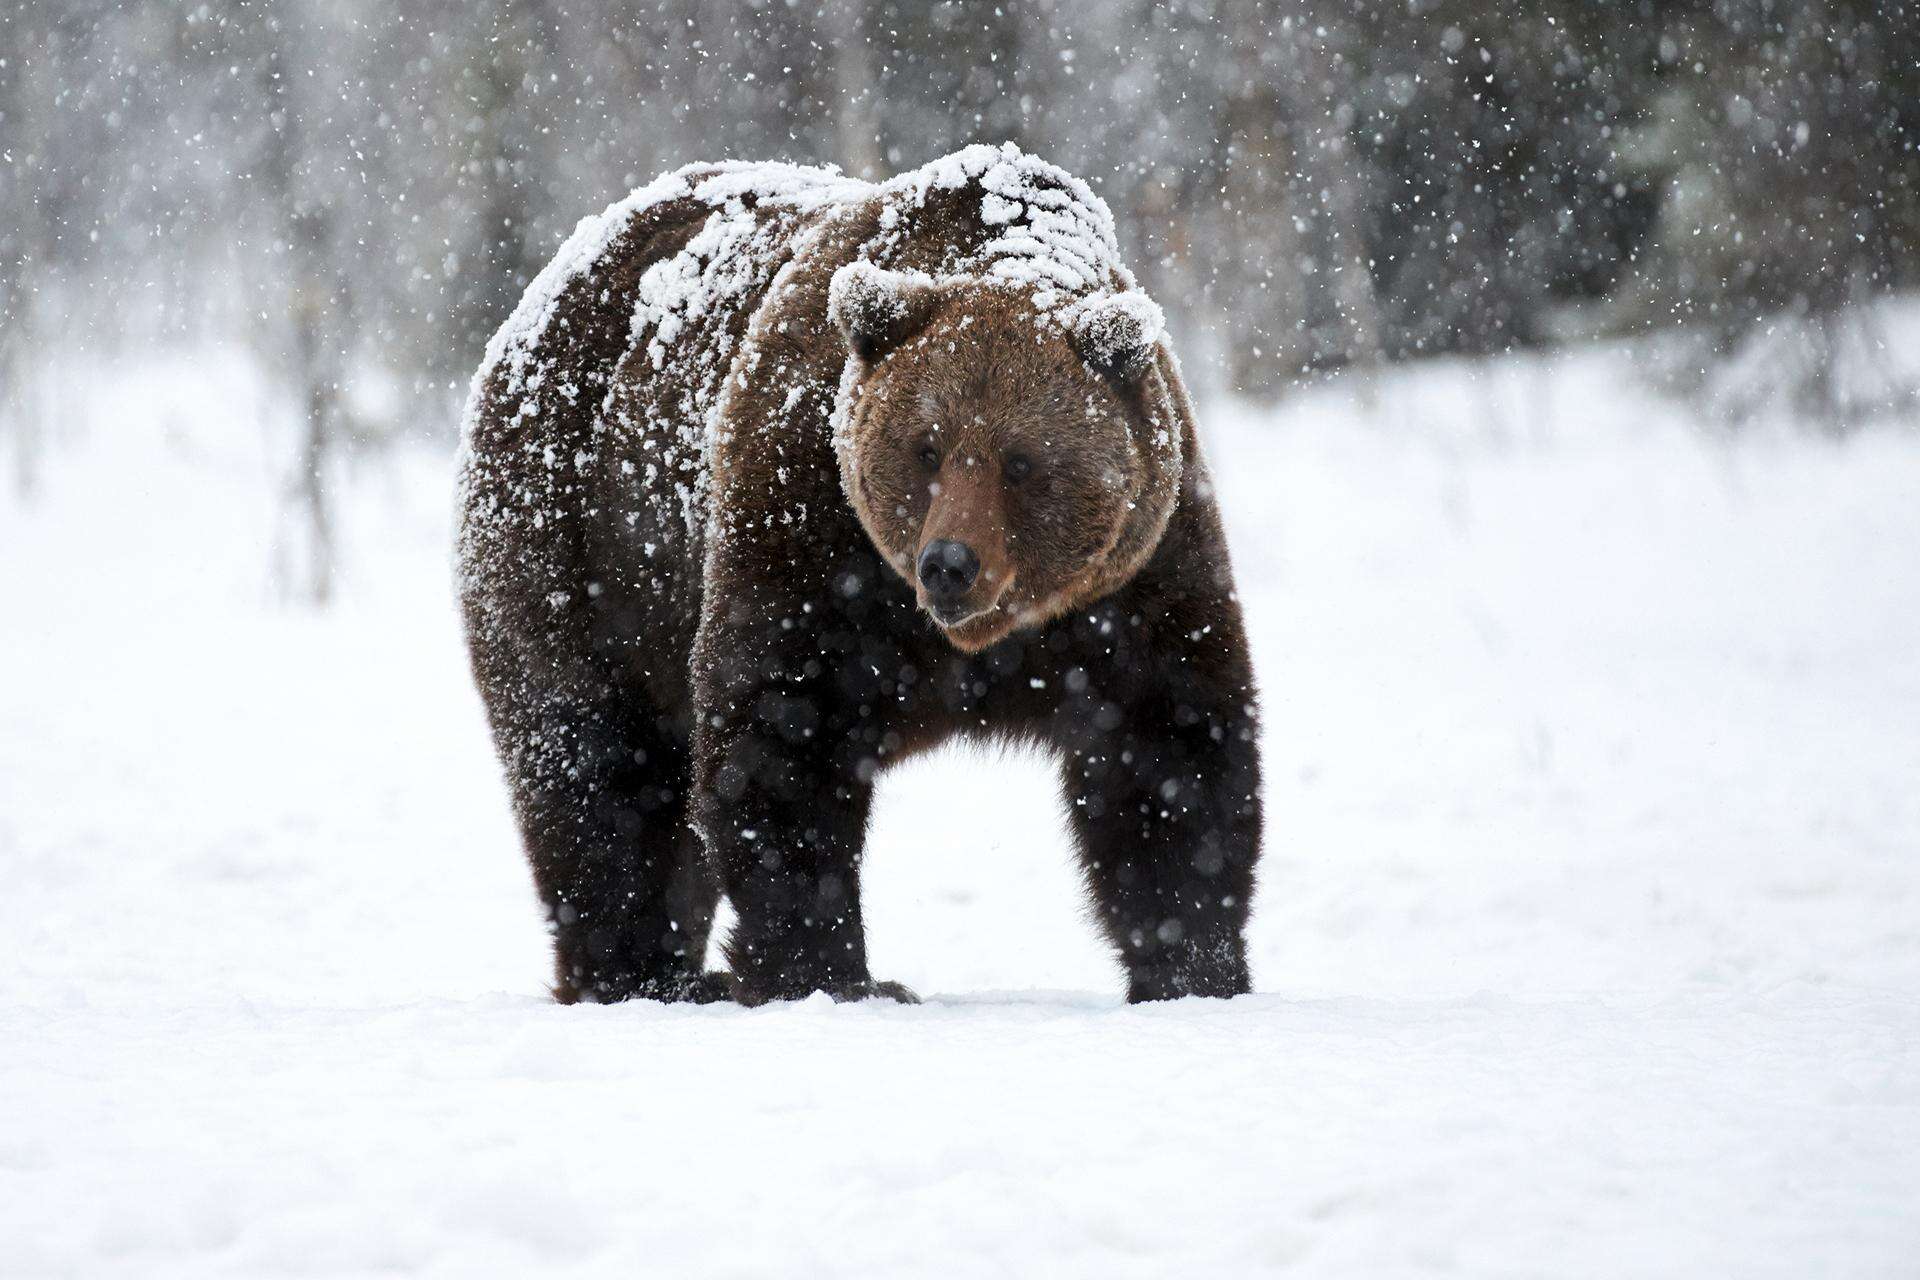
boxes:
[828,261,942,362]
[1070,291,1164,383]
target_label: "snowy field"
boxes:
[4,347,1918,1277]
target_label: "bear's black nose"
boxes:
[917,538,979,604]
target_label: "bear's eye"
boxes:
[917,446,940,472]
[1004,453,1033,484]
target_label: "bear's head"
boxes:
[829,261,1182,653]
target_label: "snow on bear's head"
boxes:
[829,262,1183,653]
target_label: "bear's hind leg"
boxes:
[509,696,727,1004]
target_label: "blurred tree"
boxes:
[252,0,346,604]
[823,0,884,179]
[440,0,557,378]
[0,8,35,495]
[1210,1,1313,395]
[0,4,106,495]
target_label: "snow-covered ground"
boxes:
[4,348,1917,1276]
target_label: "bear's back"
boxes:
[456,161,869,713]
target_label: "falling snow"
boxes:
[5,3,1919,1276]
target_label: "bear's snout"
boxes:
[917,538,980,616]
[915,456,1014,634]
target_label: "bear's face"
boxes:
[830,265,1179,653]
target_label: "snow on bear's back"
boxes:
[869,143,1137,308]
[459,160,867,450]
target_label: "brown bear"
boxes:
[457,144,1261,1006]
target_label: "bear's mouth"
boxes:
[928,600,987,627]
[919,570,1015,634]
[923,588,1024,653]
[934,609,1006,651]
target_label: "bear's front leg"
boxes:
[1054,649,1262,1002]
[691,592,917,1006]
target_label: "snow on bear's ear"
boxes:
[828,261,942,362]
[1069,290,1164,383]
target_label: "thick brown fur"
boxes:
[458,149,1260,1005]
